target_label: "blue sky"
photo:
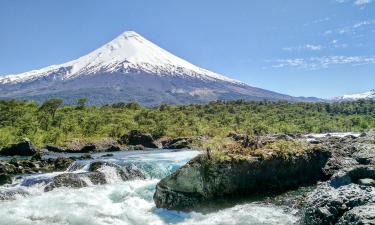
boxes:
[0,0,374,98]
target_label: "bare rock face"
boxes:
[303,166,375,225]
[153,148,331,210]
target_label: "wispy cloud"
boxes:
[283,41,347,52]
[336,0,374,6]
[324,19,375,36]
[283,44,323,51]
[271,55,375,70]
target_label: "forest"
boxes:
[1,98,375,148]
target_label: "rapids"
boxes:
[0,150,298,225]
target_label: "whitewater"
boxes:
[0,150,297,225]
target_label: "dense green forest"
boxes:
[1,98,375,148]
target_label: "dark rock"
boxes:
[86,172,107,185]
[119,130,158,148]
[46,145,66,153]
[105,145,121,152]
[337,204,375,225]
[31,152,43,161]
[0,141,37,156]
[54,157,74,171]
[0,173,12,185]
[162,137,193,149]
[128,145,145,151]
[303,166,375,225]
[154,147,331,210]
[44,173,88,191]
[79,144,96,153]
[101,153,114,158]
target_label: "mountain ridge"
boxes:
[0,31,319,105]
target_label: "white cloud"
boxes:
[272,55,375,70]
[336,0,374,6]
[324,19,375,35]
[283,44,323,51]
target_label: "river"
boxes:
[0,149,298,225]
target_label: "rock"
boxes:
[303,166,375,225]
[0,189,29,200]
[162,137,193,149]
[101,153,114,158]
[128,145,145,151]
[154,147,331,210]
[337,204,375,225]
[119,130,158,148]
[0,141,37,156]
[79,144,96,153]
[46,145,66,153]
[0,173,12,185]
[44,173,88,191]
[86,172,107,185]
[323,157,359,178]
[31,152,43,161]
[105,145,121,152]
[352,143,375,164]
[88,161,145,181]
[54,157,74,171]
[357,178,375,187]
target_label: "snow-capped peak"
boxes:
[333,89,375,101]
[0,31,242,85]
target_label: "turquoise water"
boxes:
[0,150,298,225]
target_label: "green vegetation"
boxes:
[1,98,375,148]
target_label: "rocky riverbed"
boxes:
[1,131,375,224]
[153,131,375,224]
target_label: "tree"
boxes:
[38,98,63,130]
[77,98,88,109]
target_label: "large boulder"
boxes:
[303,166,375,225]
[119,130,158,148]
[154,147,331,210]
[0,141,37,156]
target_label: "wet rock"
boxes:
[0,189,29,200]
[101,153,114,158]
[86,172,107,185]
[119,130,158,148]
[154,147,330,210]
[89,161,145,181]
[54,157,74,171]
[44,173,88,191]
[303,166,375,225]
[162,137,193,149]
[0,173,12,185]
[128,145,145,151]
[0,141,37,156]
[337,204,375,225]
